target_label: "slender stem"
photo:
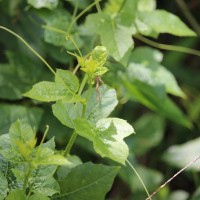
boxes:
[67,0,101,33]
[175,0,200,36]
[82,83,92,117]
[72,0,79,20]
[146,155,200,200]
[39,125,49,146]
[23,164,32,193]
[192,171,199,189]
[0,26,56,76]
[117,0,127,13]
[126,159,152,200]
[0,26,78,95]
[42,25,82,57]
[63,74,89,156]
[95,0,102,12]
[78,74,88,95]
[134,34,200,57]
[26,186,33,199]
[73,64,80,74]
[64,130,78,157]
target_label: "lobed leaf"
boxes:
[24,81,70,102]
[55,69,79,93]
[74,118,134,164]
[85,13,134,61]
[83,85,118,123]
[52,101,82,129]
[9,120,36,161]
[24,69,79,103]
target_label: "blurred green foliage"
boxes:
[0,0,200,199]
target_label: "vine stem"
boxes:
[67,0,101,33]
[175,0,200,36]
[146,155,200,200]
[64,130,78,157]
[126,159,152,200]
[95,0,102,12]
[0,26,56,76]
[63,74,89,156]
[134,34,200,57]
[42,25,82,57]
[23,164,33,193]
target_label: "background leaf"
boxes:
[127,113,165,156]
[163,137,200,171]
[0,104,43,135]
[28,0,58,10]
[0,52,51,100]
[137,10,196,37]
[85,13,134,62]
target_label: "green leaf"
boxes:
[28,0,58,10]
[24,81,70,102]
[163,137,200,171]
[120,72,192,128]
[137,0,156,11]
[55,69,79,93]
[0,104,43,135]
[32,147,69,166]
[30,165,60,196]
[83,85,118,123]
[127,114,165,156]
[52,101,82,129]
[28,193,50,200]
[52,85,118,128]
[0,171,8,200]
[104,0,124,17]
[0,134,21,162]
[59,162,120,200]
[24,69,79,102]
[74,118,134,164]
[85,13,134,61]
[137,10,196,37]
[73,118,96,141]
[57,155,82,180]
[94,118,134,164]
[9,120,36,161]
[128,47,186,98]
[117,0,138,26]
[6,190,26,200]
